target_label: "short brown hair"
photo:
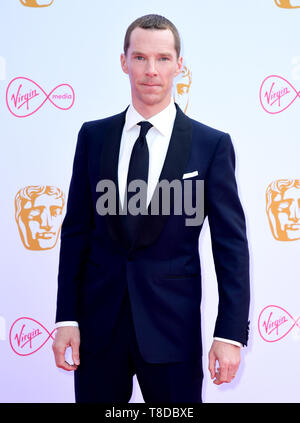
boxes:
[124,14,181,58]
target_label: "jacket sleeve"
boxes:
[55,123,94,323]
[205,133,250,346]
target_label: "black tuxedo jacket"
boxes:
[55,104,250,363]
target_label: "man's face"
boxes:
[120,27,182,111]
[18,193,63,250]
[270,187,300,240]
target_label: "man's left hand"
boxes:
[208,340,241,385]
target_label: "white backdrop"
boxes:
[0,0,299,403]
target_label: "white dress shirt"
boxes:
[56,99,242,348]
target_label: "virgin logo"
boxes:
[258,305,300,342]
[6,77,75,117]
[259,75,300,114]
[9,317,56,356]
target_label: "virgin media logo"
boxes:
[258,305,300,342]
[9,317,56,356]
[6,77,75,118]
[259,75,300,114]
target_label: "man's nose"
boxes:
[145,59,158,76]
[289,202,300,221]
[40,209,52,229]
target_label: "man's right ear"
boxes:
[120,53,128,74]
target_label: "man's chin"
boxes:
[285,229,300,240]
[27,234,58,250]
[140,93,161,104]
[34,240,57,250]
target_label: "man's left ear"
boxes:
[120,53,128,74]
[174,56,183,77]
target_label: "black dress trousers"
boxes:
[74,286,203,403]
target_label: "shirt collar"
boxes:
[124,99,176,137]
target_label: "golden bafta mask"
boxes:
[266,179,300,241]
[20,0,54,7]
[173,64,192,114]
[274,0,300,8]
[15,186,65,250]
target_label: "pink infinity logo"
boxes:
[9,317,56,356]
[6,76,75,117]
[258,305,300,342]
[259,75,300,114]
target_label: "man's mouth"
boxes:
[142,83,160,87]
[36,232,55,239]
[286,224,300,230]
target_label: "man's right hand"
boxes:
[52,326,80,371]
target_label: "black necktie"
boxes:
[122,121,153,247]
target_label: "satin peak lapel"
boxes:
[99,107,128,249]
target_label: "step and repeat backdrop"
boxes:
[0,0,299,403]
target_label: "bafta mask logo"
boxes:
[274,0,300,8]
[266,179,300,241]
[20,0,54,7]
[15,185,65,250]
[173,64,192,114]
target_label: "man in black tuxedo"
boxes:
[52,14,250,403]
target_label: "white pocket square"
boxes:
[182,170,198,179]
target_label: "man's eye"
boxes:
[28,209,41,218]
[136,56,144,60]
[277,202,289,211]
[160,57,169,61]
[51,207,62,217]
